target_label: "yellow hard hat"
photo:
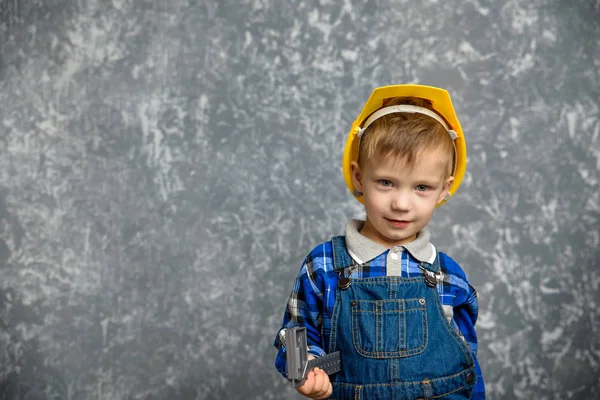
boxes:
[342,84,467,207]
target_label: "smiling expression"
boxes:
[351,147,453,248]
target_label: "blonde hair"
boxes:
[357,97,455,177]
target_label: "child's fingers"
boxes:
[295,368,332,399]
[295,370,317,396]
[311,368,325,394]
[310,368,332,399]
[314,380,332,400]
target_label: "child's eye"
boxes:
[416,185,430,191]
[378,180,393,187]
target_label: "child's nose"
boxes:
[391,191,412,211]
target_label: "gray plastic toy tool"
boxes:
[286,326,341,387]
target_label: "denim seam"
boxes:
[328,287,340,354]
[432,376,474,398]
[329,237,345,354]
[354,385,361,400]
[431,285,474,365]
[333,367,473,387]
[375,301,385,358]
[422,379,433,400]
[401,299,406,354]
[435,253,474,364]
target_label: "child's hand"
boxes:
[295,356,332,399]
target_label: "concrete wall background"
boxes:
[1,0,599,399]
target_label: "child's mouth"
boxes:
[386,219,410,228]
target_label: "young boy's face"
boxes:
[351,147,453,248]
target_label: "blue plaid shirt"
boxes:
[274,220,485,399]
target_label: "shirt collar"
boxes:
[344,219,435,263]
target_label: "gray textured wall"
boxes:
[1,0,599,399]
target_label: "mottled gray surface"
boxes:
[0,0,599,399]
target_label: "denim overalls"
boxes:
[327,236,477,399]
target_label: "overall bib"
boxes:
[328,236,477,399]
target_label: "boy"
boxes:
[274,85,485,399]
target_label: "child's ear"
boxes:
[350,161,364,195]
[437,176,454,204]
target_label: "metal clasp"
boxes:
[419,264,438,287]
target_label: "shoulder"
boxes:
[301,238,336,273]
[306,239,334,259]
[437,252,468,280]
[437,252,475,299]
[297,239,339,295]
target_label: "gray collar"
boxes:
[344,219,436,264]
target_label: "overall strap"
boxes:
[419,252,442,288]
[420,252,442,273]
[437,252,446,272]
[331,236,354,271]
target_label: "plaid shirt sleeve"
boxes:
[441,253,486,399]
[274,242,331,379]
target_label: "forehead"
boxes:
[365,148,448,179]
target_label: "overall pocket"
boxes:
[351,297,428,358]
